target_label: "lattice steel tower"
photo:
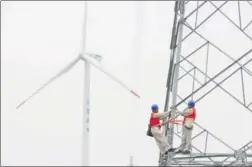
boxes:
[160,1,252,166]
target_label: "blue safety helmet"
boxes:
[188,100,195,107]
[151,104,159,111]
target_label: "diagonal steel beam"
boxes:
[221,156,233,166]
[247,1,252,7]
[240,69,247,105]
[173,132,216,163]
[209,1,252,41]
[179,55,252,113]
[184,1,207,21]
[173,95,236,152]
[192,59,252,110]
[226,141,252,166]
[171,59,252,165]
[182,1,228,42]
[171,56,252,157]
[172,49,252,108]
[172,58,252,158]
[195,122,237,151]
[243,20,252,31]
[183,22,252,77]
[165,1,252,166]
[176,93,235,152]
[170,41,208,92]
[177,41,209,66]
[192,130,206,140]
[171,134,252,167]
[178,67,195,81]
[172,106,235,155]
[239,140,252,152]
[172,152,252,167]
[247,102,252,108]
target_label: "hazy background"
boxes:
[1,1,252,165]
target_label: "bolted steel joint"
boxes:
[214,162,223,167]
[234,150,247,160]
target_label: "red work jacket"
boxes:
[183,107,196,125]
[149,112,161,128]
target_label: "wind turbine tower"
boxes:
[16,2,140,166]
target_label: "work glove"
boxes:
[176,111,182,115]
[168,111,171,118]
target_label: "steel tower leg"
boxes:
[159,1,185,166]
[166,1,185,166]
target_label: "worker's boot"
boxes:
[162,148,176,158]
[175,149,183,154]
[163,151,168,156]
[168,147,176,152]
[183,150,191,154]
[163,147,175,156]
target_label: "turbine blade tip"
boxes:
[131,90,140,98]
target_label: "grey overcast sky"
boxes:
[1,1,252,166]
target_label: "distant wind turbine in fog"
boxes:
[15,1,140,166]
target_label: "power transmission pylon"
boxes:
[161,1,252,166]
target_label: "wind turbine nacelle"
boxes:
[81,53,103,63]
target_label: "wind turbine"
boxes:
[16,2,140,166]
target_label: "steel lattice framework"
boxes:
[160,1,252,166]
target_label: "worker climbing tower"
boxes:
[161,1,252,166]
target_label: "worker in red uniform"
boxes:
[175,100,196,154]
[149,104,175,156]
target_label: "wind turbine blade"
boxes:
[16,56,81,109]
[80,55,140,99]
